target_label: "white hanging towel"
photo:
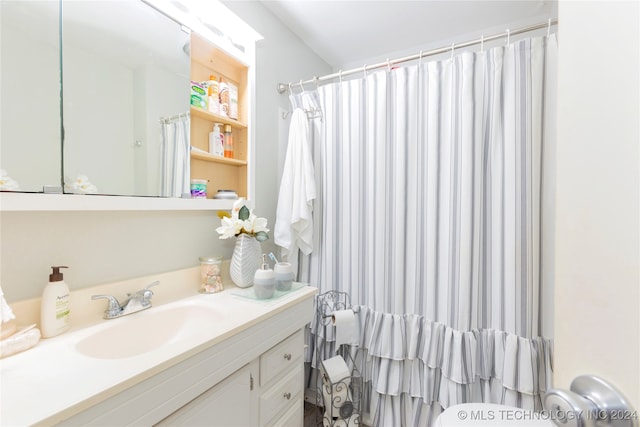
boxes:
[275,108,316,258]
[0,286,16,323]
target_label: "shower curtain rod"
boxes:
[159,111,190,123]
[277,18,557,94]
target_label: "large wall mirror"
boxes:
[1,0,190,197]
[1,1,61,193]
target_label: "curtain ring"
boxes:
[506,29,510,45]
[313,76,319,89]
[338,70,343,83]
[363,64,367,78]
[299,79,304,92]
[418,50,423,67]
[480,35,484,52]
[547,18,551,37]
[450,43,455,61]
[386,58,391,72]
[288,82,293,93]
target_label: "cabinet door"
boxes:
[156,362,257,426]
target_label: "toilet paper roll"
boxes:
[322,375,350,407]
[321,356,351,417]
[321,355,351,385]
[331,309,357,349]
[322,382,349,418]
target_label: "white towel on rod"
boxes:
[275,108,316,258]
[0,286,16,323]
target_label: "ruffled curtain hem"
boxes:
[307,305,553,417]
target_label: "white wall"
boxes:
[222,0,333,258]
[0,1,331,303]
[337,6,557,71]
[554,0,639,409]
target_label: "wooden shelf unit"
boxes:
[190,106,247,129]
[190,32,251,199]
[190,150,247,166]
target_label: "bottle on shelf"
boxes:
[207,75,219,115]
[223,124,233,158]
[219,78,229,117]
[209,123,224,157]
[228,82,238,120]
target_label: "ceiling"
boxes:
[260,0,557,68]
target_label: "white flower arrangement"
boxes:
[216,200,269,241]
[0,169,20,191]
[66,175,98,194]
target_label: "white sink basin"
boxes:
[76,303,221,359]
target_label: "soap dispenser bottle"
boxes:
[41,266,71,338]
[253,255,275,299]
[209,123,224,156]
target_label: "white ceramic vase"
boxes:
[230,234,262,288]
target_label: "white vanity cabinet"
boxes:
[156,362,259,426]
[157,330,305,427]
[56,292,313,427]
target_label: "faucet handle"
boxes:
[139,281,160,302]
[144,281,160,291]
[92,294,122,318]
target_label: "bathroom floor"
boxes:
[304,402,322,426]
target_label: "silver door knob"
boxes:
[544,375,638,427]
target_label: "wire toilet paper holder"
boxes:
[314,290,363,427]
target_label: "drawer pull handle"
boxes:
[284,353,292,361]
[283,392,292,400]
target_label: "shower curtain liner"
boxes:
[160,113,190,198]
[290,34,557,426]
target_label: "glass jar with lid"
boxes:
[199,256,223,293]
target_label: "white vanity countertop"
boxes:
[0,283,316,426]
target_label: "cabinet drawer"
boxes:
[265,396,302,427]
[259,364,303,426]
[260,329,303,386]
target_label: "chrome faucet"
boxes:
[92,281,160,319]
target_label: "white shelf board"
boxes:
[0,192,245,212]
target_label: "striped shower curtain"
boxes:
[294,34,557,426]
[160,114,190,198]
